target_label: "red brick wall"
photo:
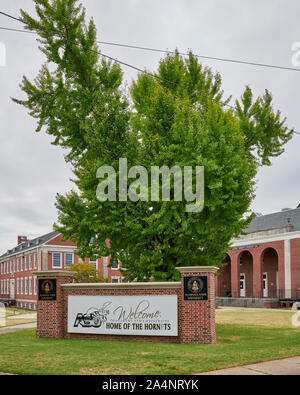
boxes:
[35,268,217,344]
[290,239,300,296]
[45,234,77,247]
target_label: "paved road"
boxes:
[197,356,300,375]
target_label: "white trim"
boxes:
[284,239,292,298]
[263,272,268,298]
[176,266,219,273]
[231,230,300,247]
[61,281,181,290]
[34,277,37,295]
[240,273,245,297]
[111,259,119,270]
[42,246,76,253]
[15,299,36,303]
[29,276,32,295]
[111,276,121,283]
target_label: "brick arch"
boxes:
[261,247,279,298]
[238,250,254,297]
[216,254,231,297]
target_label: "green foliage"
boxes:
[14,0,293,281]
[68,262,107,283]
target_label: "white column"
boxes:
[284,239,292,298]
[103,257,108,279]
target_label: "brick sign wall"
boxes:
[34,266,218,344]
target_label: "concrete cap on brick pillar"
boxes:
[33,271,76,278]
[176,266,219,273]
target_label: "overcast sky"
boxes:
[0,0,300,253]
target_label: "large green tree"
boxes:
[15,0,293,281]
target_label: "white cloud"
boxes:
[0,0,299,253]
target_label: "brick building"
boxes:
[2,206,300,309]
[216,206,300,306]
[0,232,123,309]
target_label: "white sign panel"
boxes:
[68,295,178,336]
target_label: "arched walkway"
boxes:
[239,251,253,297]
[262,248,279,298]
[217,255,231,297]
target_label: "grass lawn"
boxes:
[0,309,299,375]
[215,309,296,328]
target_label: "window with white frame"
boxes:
[111,276,120,283]
[34,277,37,295]
[29,277,32,295]
[24,277,28,295]
[52,253,62,268]
[34,254,37,269]
[24,256,28,271]
[65,253,74,268]
[111,258,119,270]
[20,278,23,295]
[20,256,23,271]
[29,255,32,270]
[17,278,19,295]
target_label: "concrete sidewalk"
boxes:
[197,356,300,375]
[0,322,36,334]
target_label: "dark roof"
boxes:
[0,231,60,260]
[247,208,300,233]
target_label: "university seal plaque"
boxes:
[183,276,208,300]
[38,279,57,301]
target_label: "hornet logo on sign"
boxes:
[74,301,111,328]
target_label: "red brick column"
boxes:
[34,271,75,339]
[229,251,240,298]
[253,250,263,298]
[176,266,218,344]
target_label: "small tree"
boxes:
[68,262,107,283]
